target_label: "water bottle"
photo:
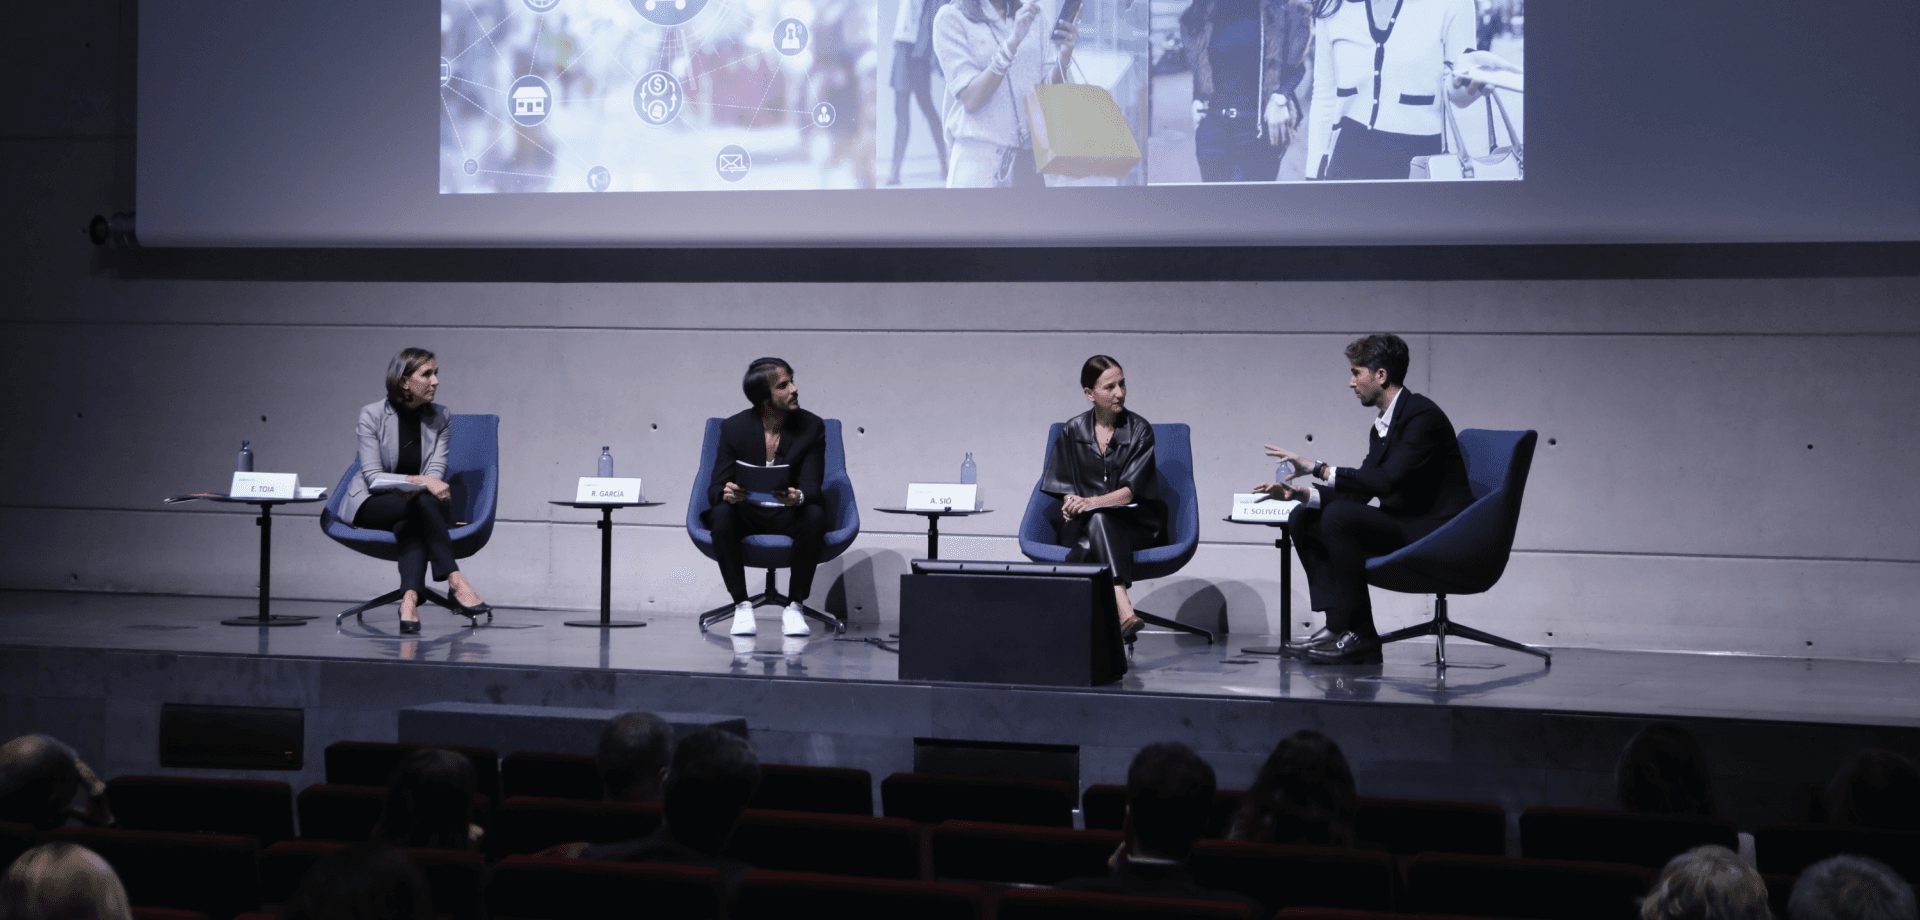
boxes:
[960,452,977,485]
[237,440,254,472]
[1274,459,1296,485]
[598,447,614,478]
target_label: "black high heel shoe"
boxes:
[399,608,422,634]
[1120,616,1144,645]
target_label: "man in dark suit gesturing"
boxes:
[1258,335,1474,665]
[706,357,828,638]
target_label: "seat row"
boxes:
[85,761,1920,881]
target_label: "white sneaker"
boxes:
[781,603,809,636]
[728,601,757,635]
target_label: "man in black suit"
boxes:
[706,357,828,638]
[1259,334,1475,665]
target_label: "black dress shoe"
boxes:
[1303,631,1382,665]
[399,618,421,634]
[1120,616,1144,645]
[1287,627,1336,651]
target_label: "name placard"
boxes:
[576,477,643,503]
[1230,492,1298,522]
[906,483,978,512]
[231,472,300,500]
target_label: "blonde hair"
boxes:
[0,843,133,920]
[1641,845,1771,920]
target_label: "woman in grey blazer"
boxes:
[341,348,490,633]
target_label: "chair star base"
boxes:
[696,569,845,635]
[1376,593,1550,668]
[335,585,490,628]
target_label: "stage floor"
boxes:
[3,589,1917,731]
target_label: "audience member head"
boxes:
[279,842,433,920]
[383,348,436,407]
[661,728,760,856]
[1790,855,1918,920]
[1124,742,1217,861]
[1230,729,1357,847]
[1617,722,1718,817]
[1639,845,1770,920]
[373,748,476,850]
[0,843,131,920]
[1344,334,1410,388]
[741,357,794,408]
[597,711,674,803]
[1826,750,1920,831]
[0,735,93,833]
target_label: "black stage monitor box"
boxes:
[900,560,1127,687]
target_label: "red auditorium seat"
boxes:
[487,856,724,920]
[484,796,662,859]
[1521,807,1739,868]
[931,820,1122,885]
[750,764,874,816]
[1755,822,1920,883]
[882,773,1076,827]
[1274,909,1497,920]
[48,826,260,920]
[723,809,920,879]
[130,909,210,920]
[1405,851,1655,920]
[298,783,491,843]
[259,840,348,906]
[0,820,38,874]
[1355,796,1507,855]
[997,887,1256,920]
[501,751,602,801]
[734,870,980,920]
[107,776,296,845]
[323,741,500,803]
[1082,785,1244,838]
[404,847,487,920]
[1188,840,1395,915]
[296,784,387,841]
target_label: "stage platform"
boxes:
[1,589,1916,843]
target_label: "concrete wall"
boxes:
[4,0,1918,660]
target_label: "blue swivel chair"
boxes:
[320,414,500,626]
[1367,428,1548,667]
[687,417,860,634]
[1017,422,1209,642]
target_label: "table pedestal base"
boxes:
[220,615,310,627]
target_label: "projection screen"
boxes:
[137,0,1918,247]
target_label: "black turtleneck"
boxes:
[392,401,423,476]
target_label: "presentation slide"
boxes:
[437,0,1518,193]
[139,0,1917,246]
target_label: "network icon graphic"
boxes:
[440,0,875,193]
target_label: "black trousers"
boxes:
[1288,498,1443,637]
[889,43,947,181]
[1323,117,1442,180]
[708,501,829,604]
[1195,113,1281,182]
[354,490,459,596]
[1057,510,1158,589]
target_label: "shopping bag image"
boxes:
[1410,91,1522,180]
[1023,83,1143,180]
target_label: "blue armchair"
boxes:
[1367,428,1549,666]
[1017,422,1210,642]
[320,414,500,626]
[686,417,860,634]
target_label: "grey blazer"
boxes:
[339,399,452,525]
